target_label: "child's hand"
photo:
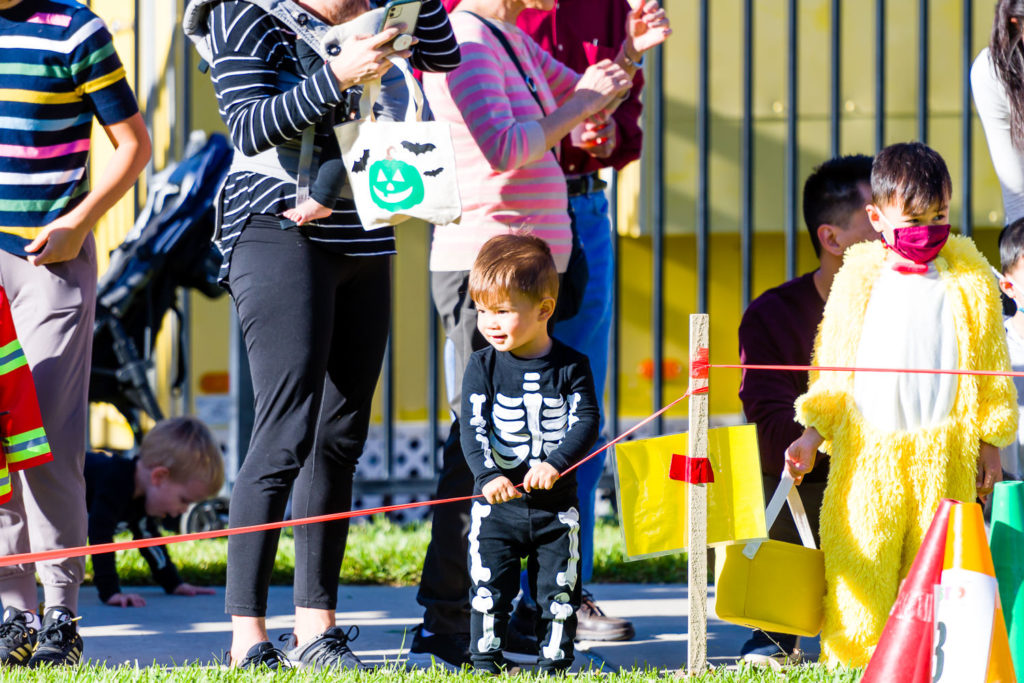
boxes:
[173,583,216,597]
[784,428,824,485]
[977,441,1003,503]
[105,592,146,607]
[523,463,560,492]
[481,476,521,505]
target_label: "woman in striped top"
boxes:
[198,0,458,670]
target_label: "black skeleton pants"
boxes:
[468,497,582,673]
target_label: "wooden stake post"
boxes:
[687,314,709,674]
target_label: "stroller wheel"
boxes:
[181,496,230,534]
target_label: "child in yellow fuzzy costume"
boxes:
[785,142,1018,666]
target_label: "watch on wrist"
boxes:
[622,46,645,69]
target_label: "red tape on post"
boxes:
[690,347,710,379]
[669,453,715,484]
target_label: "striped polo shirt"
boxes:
[0,0,139,238]
[206,0,460,285]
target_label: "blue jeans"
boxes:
[555,189,614,585]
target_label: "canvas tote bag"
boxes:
[334,58,461,229]
[714,470,826,637]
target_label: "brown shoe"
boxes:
[575,590,635,642]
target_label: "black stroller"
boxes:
[89,132,232,531]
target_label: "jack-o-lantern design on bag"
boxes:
[367,147,425,211]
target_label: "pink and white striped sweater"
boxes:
[423,12,578,272]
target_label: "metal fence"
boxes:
[206,0,987,501]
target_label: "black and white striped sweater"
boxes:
[205,0,459,285]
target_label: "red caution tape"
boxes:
[690,347,709,379]
[669,453,715,484]
[0,387,702,567]
[711,363,1024,378]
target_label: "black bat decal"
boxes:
[423,168,444,177]
[401,141,436,156]
[350,149,370,173]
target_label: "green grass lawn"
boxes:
[2,664,863,682]
[93,516,688,588]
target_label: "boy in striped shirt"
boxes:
[0,0,150,668]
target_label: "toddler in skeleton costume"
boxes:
[785,142,1018,666]
[459,234,599,674]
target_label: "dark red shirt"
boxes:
[738,272,830,481]
[441,0,644,174]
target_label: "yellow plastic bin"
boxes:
[713,472,825,637]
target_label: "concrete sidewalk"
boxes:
[77,583,819,672]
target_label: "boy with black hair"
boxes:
[460,233,599,674]
[785,141,1018,665]
[737,153,875,665]
[996,218,1024,480]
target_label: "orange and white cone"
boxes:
[932,502,1016,683]
[861,499,956,683]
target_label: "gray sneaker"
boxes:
[285,625,367,670]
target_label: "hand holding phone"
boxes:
[379,0,422,51]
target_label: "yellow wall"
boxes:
[89,0,1011,448]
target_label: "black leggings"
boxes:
[225,217,391,617]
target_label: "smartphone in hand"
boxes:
[379,0,422,51]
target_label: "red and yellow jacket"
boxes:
[0,286,51,504]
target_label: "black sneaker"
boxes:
[406,625,470,671]
[576,589,635,642]
[234,641,291,670]
[0,606,38,666]
[26,607,82,667]
[739,630,801,669]
[285,625,367,670]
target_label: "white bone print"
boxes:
[469,393,494,469]
[487,373,568,469]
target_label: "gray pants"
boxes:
[0,235,96,615]
[417,270,485,634]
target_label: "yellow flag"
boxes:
[612,425,766,559]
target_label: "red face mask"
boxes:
[881,224,950,264]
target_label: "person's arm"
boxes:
[436,33,628,172]
[25,11,150,266]
[208,2,403,156]
[459,354,506,491]
[738,302,810,478]
[129,515,184,596]
[540,357,600,476]
[408,0,461,73]
[963,240,1019,497]
[26,114,150,266]
[88,496,125,605]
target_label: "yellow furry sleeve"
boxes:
[942,237,1018,447]
[795,241,884,445]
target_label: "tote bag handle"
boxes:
[357,57,426,123]
[742,469,816,559]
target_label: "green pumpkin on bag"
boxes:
[368,156,424,211]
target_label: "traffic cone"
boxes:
[861,498,957,683]
[933,502,1016,683]
[991,481,1024,682]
